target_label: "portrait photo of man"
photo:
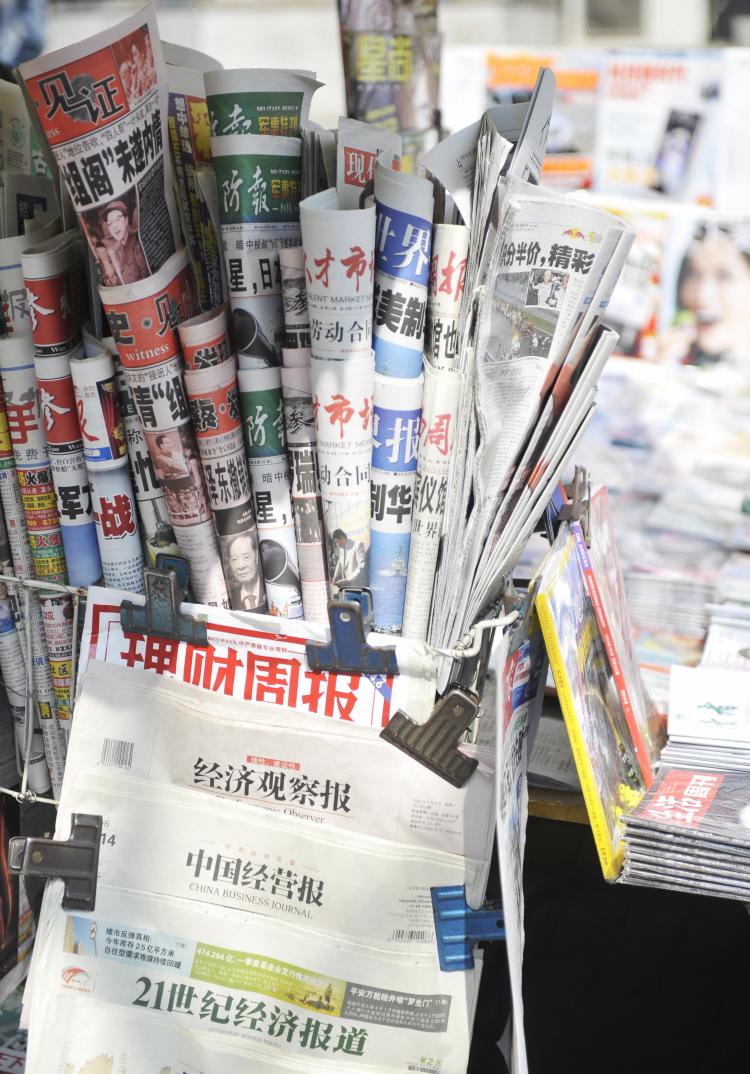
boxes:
[224,530,265,611]
[84,196,150,287]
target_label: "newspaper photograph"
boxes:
[281,364,329,622]
[184,357,267,614]
[212,133,302,360]
[204,68,319,140]
[373,162,433,378]
[65,659,495,864]
[62,769,485,953]
[0,336,68,585]
[426,222,468,370]
[279,245,312,359]
[336,117,402,210]
[30,887,480,1074]
[237,365,301,617]
[310,353,373,591]
[77,585,437,730]
[21,230,102,585]
[299,188,376,362]
[370,371,421,632]
[69,348,127,469]
[19,5,181,286]
[402,362,462,641]
[99,246,230,606]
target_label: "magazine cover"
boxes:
[625,767,750,847]
[535,527,645,878]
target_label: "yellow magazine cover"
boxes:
[534,526,645,879]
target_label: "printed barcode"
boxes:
[100,738,134,769]
[390,929,432,942]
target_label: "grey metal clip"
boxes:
[380,686,480,788]
[8,813,101,911]
[557,465,591,546]
[120,554,208,646]
[306,588,399,677]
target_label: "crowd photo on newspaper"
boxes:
[7,3,746,1074]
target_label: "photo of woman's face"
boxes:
[679,233,750,356]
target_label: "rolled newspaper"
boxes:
[402,362,462,641]
[179,304,233,370]
[279,246,312,364]
[99,248,230,607]
[0,588,51,794]
[237,366,301,617]
[370,371,422,632]
[426,223,469,371]
[204,68,319,141]
[373,163,434,378]
[183,357,267,613]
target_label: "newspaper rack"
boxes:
[430,885,506,972]
[8,812,101,911]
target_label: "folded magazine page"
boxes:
[27,886,481,1073]
[77,586,437,729]
[64,660,496,863]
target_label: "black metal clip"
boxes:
[306,588,399,677]
[557,465,591,546]
[8,813,101,911]
[380,686,480,788]
[120,554,208,646]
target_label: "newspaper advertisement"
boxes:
[179,302,233,370]
[184,357,267,614]
[21,230,102,585]
[65,659,495,863]
[0,219,60,338]
[370,371,421,632]
[82,329,179,565]
[204,68,319,140]
[167,64,223,312]
[29,887,480,1074]
[279,245,311,361]
[211,133,302,360]
[19,5,181,287]
[77,585,437,731]
[299,188,376,362]
[63,768,484,953]
[281,364,329,622]
[0,589,50,794]
[310,353,373,592]
[0,336,68,585]
[402,362,462,641]
[494,618,547,1074]
[373,163,433,378]
[426,223,468,370]
[99,247,230,606]
[237,366,301,617]
[336,117,402,210]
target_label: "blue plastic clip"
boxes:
[120,555,208,647]
[431,885,506,972]
[305,588,399,677]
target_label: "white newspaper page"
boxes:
[77,585,437,730]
